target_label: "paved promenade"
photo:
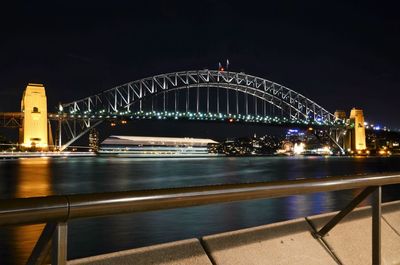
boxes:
[69,201,400,265]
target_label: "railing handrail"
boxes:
[1,172,400,226]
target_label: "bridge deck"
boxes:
[69,200,400,265]
[0,112,23,128]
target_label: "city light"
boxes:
[293,142,305,155]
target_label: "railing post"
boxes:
[52,222,68,265]
[372,186,381,265]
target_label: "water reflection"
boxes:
[9,224,46,265]
[11,158,52,264]
[15,158,52,198]
[1,156,400,265]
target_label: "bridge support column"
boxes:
[335,109,367,154]
[20,83,48,150]
[58,118,62,151]
[349,108,366,152]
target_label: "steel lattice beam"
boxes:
[57,70,345,150]
[0,112,23,128]
[61,70,337,124]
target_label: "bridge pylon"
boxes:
[347,108,367,152]
[333,108,367,154]
[20,84,49,150]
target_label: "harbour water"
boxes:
[1,156,400,264]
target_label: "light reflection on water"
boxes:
[1,156,400,265]
[15,158,52,197]
[1,158,52,265]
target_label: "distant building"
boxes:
[89,128,99,151]
[285,129,305,142]
[334,110,347,121]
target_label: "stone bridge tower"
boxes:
[20,84,48,150]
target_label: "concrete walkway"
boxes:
[203,218,337,265]
[69,239,212,265]
[69,201,400,265]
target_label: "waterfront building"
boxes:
[88,128,99,151]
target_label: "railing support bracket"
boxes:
[26,223,56,265]
[316,186,376,237]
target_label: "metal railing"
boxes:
[1,173,400,265]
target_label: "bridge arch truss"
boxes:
[57,70,344,151]
[62,70,335,124]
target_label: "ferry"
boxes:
[98,135,220,157]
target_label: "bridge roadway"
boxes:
[69,201,400,265]
[0,112,61,128]
[0,112,23,128]
[0,111,340,128]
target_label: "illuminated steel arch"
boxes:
[58,70,340,151]
[62,70,335,123]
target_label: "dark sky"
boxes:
[1,1,400,132]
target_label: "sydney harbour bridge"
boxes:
[1,69,348,152]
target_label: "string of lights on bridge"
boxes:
[54,110,345,127]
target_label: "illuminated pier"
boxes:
[20,84,48,150]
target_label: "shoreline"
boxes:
[0,151,96,159]
[0,151,397,159]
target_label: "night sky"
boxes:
[1,1,400,138]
